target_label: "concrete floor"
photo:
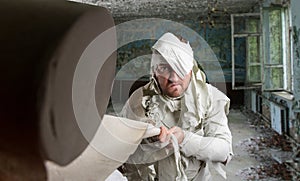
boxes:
[209,109,261,180]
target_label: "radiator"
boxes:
[270,102,287,135]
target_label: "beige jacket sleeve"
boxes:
[179,85,232,163]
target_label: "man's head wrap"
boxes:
[151,32,194,79]
[148,32,209,130]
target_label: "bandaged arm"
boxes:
[179,92,233,163]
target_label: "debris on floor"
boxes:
[235,109,299,181]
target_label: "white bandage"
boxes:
[151,32,194,79]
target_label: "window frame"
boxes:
[262,6,293,92]
[231,13,263,90]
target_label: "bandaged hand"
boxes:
[158,126,171,143]
[168,126,184,144]
[158,126,184,144]
[146,126,172,143]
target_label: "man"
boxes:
[120,32,233,181]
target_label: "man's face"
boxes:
[155,63,192,97]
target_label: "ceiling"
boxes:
[71,0,261,19]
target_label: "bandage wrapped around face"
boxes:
[151,32,194,79]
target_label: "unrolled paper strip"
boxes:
[45,115,161,181]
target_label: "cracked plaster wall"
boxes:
[290,0,300,142]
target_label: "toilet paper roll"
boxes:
[39,7,116,166]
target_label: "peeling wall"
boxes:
[290,0,300,141]
[116,18,240,83]
[291,0,300,101]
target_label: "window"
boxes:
[247,18,262,83]
[231,13,262,90]
[263,7,292,91]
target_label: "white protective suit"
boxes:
[120,32,233,181]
